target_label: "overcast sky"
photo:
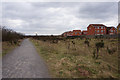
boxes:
[2,2,118,35]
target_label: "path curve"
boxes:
[2,39,50,78]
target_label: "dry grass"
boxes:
[2,40,22,57]
[31,38,119,78]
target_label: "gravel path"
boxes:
[2,39,50,78]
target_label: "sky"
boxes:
[1,1,118,35]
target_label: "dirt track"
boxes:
[2,39,50,78]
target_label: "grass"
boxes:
[2,40,22,57]
[31,38,119,78]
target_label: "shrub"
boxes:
[93,49,96,58]
[95,40,104,59]
[95,41,104,48]
[1,26,24,43]
[107,46,116,54]
[84,40,89,47]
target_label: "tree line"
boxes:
[1,26,24,44]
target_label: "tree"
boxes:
[95,40,104,59]
[84,39,89,47]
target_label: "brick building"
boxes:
[67,31,73,36]
[87,24,107,35]
[62,30,82,37]
[106,27,117,35]
[72,30,82,36]
[62,31,72,37]
[82,30,88,35]
[117,23,120,34]
[62,24,118,37]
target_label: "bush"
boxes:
[95,40,104,59]
[93,49,96,58]
[95,40,104,48]
[107,47,116,54]
[1,26,24,43]
[84,40,89,47]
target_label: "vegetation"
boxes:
[84,39,89,47]
[2,26,24,43]
[94,40,104,59]
[1,26,24,56]
[2,41,22,56]
[31,38,119,78]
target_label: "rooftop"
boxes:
[90,24,106,27]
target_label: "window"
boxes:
[79,32,81,34]
[75,32,77,34]
[97,30,99,32]
[101,30,103,32]
[89,28,91,29]
[111,30,113,32]
[98,27,99,29]
[119,28,120,30]
[101,27,103,29]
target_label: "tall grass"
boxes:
[32,38,119,78]
[1,26,24,56]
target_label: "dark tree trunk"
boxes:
[96,47,99,59]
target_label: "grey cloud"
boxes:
[77,2,117,20]
[2,2,118,35]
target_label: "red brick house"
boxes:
[72,30,82,36]
[62,31,73,37]
[106,27,117,35]
[117,24,120,34]
[62,30,81,37]
[62,32,67,37]
[87,24,107,35]
[67,31,73,36]
[82,30,88,35]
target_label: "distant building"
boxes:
[62,24,118,37]
[62,31,73,37]
[62,31,68,37]
[67,31,73,36]
[117,23,120,34]
[82,30,88,35]
[62,30,82,37]
[72,30,82,36]
[87,24,107,35]
[106,27,117,35]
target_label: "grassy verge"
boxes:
[2,40,22,57]
[31,38,119,78]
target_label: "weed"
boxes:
[84,40,89,47]
[31,38,118,78]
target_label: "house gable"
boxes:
[117,24,120,34]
